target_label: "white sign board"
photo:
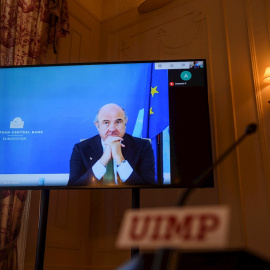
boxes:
[116,206,230,249]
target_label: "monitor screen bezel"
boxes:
[0,59,213,190]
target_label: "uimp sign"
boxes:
[116,206,230,249]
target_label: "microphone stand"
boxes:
[150,123,257,270]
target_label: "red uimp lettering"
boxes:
[163,215,194,240]
[151,215,163,240]
[129,216,151,240]
[197,214,220,240]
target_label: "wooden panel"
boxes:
[57,16,93,63]
[87,189,131,267]
[24,1,270,269]
[46,190,81,249]
[105,1,206,61]
[46,0,101,64]
[237,0,270,259]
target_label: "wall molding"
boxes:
[107,4,207,61]
[217,0,247,246]
[245,0,270,209]
[57,14,94,63]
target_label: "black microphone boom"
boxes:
[177,123,257,206]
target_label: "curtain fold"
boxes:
[0,191,27,269]
[0,0,70,66]
[0,0,70,269]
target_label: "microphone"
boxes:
[245,123,257,134]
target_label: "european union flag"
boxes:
[147,64,169,139]
[140,64,170,183]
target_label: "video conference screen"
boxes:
[0,60,213,188]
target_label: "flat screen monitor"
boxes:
[0,59,213,188]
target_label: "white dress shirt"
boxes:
[92,138,133,184]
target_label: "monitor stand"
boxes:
[35,189,50,270]
[131,188,140,258]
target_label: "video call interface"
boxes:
[0,60,213,187]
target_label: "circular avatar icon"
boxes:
[180,71,192,81]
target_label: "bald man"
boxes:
[68,103,156,186]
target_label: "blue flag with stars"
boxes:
[146,64,169,139]
[140,64,170,183]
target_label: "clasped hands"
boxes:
[99,136,125,167]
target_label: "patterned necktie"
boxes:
[103,159,114,184]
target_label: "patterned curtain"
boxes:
[0,0,70,66]
[0,0,70,269]
[0,191,28,269]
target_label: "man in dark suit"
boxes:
[68,103,156,186]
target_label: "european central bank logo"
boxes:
[10,117,24,128]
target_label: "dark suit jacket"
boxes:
[68,133,156,186]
